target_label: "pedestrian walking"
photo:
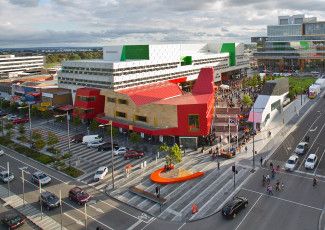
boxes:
[260,157,263,167]
[271,168,275,179]
[275,181,280,191]
[270,162,273,170]
[245,146,248,152]
[313,177,318,187]
[267,185,273,195]
[266,174,270,184]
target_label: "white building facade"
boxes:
[0,55,44,78]
[58,43,249,96]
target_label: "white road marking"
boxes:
[234,194,262,230]
[63,213,85,226]
[315,149,325,175]
[88,204,104,213]
[127,219,143,230]
[0,165,6,170]
[177,222,186,230]
[310,126,318,132]
[242,187,322,211]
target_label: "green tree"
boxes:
[47,131,59,147]
[251,75,258,88]
[89,120,99,131]
[106,126,119,137]
[18,123,26,135]
[34,139,46,150]
[130,132,141,144]
[242,94,253,107]
[160,143,182,165]
[31,130,42,141]
[73,115,82,126]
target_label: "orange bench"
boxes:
[150,167,204,185]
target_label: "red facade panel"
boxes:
[73,88,105,120]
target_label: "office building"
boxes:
[251,15,325,73]
[0,55,44,79]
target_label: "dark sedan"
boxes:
[68,187,91,205]
[221,196,248,219]
[1,214,26,229]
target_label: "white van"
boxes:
[82,135,102,144]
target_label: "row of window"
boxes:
[76,96,96,102]
[0,58,43,63]
[59,76,113,86]
[115,111,147,122]
[74,107,94,114]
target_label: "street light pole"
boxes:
[84,203,88,230]
[7,162,10,197]
[99,122,115,189]
[21,169,25,206]
[28,104,32,147]
[252,105,255,170]
[39,180,43,220]
[66,111,71,154]
[60,190,63,230]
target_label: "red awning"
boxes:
[248,112,263,123]
[58,105,74,111]
[169,77,187,84]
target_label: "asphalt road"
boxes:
[0,148,153,230]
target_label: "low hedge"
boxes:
[0,137,83,177]
[61,166,83,178]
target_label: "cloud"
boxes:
[9,0,39,7]
[0,0,324,47]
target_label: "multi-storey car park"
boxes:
[58,43,249,98]
[251,14,325,73]
[0,55,44,79]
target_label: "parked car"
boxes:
[68,187,91,205]
[39,191,60,210]
[0,110,8,117]
[0,149,4,156]
[294,142,309,155]
[6,114,17,121]
[82,135,102,144]
[98,142,119,151]
[12,117,29,125]
[0,171,14,183]
[114,147,129,155]
[71,133,85,143]
[305,154,318,169]
[31,171,51,185]
[221,196,248,219]
[1,214,26,229]
[93,166,108,181]
[87,140,104,148]
[124,150,145,160]
[285,155,299,171]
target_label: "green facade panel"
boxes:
[181,56,192,66]
[300,41,310,50]
[221,43,236,66]
[120,45,149,61]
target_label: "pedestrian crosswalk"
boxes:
[0,185,66,230]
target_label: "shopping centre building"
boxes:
[251,15,325,73]
[58,43,249,145]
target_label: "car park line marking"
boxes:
[234,194,262,230]
[88,204,104,213]
[177,222,186,230]
[63,213,85,226]
[23,177,115,230]
[310,126,318,132]
[1,143,147,224]
[242,188,322,211]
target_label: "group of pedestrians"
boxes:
[262,162,285,195]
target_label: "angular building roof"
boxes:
[260,78,289,96]
[118,82,183,106]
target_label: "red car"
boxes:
[124,150,145,160]
[68,187,91,205]
[12,117,29,125]
[1,214,26,229]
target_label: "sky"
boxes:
[0,0,324,48]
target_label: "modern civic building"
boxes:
[58,43,249,99]
[251,15,325,73]
[0,55,44,79]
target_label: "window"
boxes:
[135,115,147,122]
[77,96,96,102]
[118,99,128,105]
[115,111,126,118]
[188,115,200,132]
[107,97,116,103]
[264,113,270,124]
[271,100,281,111]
